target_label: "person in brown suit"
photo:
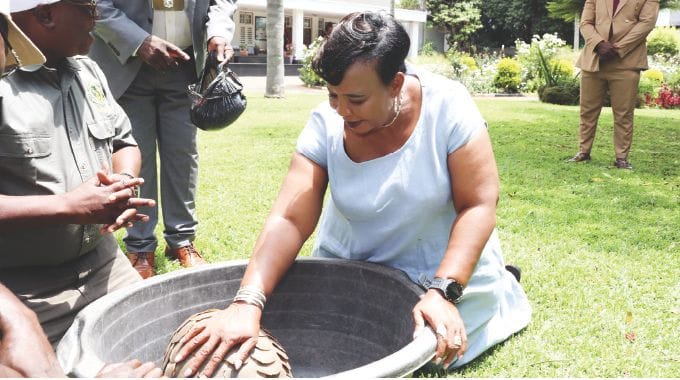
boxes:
[570,0,659,169]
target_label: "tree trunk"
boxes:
[265,0,285,98]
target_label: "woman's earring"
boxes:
[393,97,399,113]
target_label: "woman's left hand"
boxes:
[412,290,468,367]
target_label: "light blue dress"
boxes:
[295,68,531,368]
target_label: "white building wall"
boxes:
[656,9,680,27]
[232,0,427,57]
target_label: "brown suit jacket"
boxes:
[576,0,659,72]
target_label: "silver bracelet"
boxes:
[232,285,267,310]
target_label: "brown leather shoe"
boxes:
[567,152,591,162]
[165,243,206,268]
[125,252,156,279]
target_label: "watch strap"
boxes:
[426,276,463,304]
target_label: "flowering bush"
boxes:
[642,69,665,84]
[639,76,661,100]
[410,53,457,79]
[459,55,498,94]
[410,51,497,94]
[638,69,665,100]
[460,55,478,72]
[515,33,572,92]
[445,47,478,74]
[298,37,325,87]
[645,85,680,109]
[639,54,680,109]
[420,41,437,56]
[648,53,680,79]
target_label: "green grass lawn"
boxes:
[126,92,679,377]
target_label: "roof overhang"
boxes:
[237,0,427,23]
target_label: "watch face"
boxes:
[445,281,463,301]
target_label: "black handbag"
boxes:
[187,52,247,130]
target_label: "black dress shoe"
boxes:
[567,152,591,162]
[505,265,522,283]
[614,158,632,169]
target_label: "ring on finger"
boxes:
[452,335,462,347]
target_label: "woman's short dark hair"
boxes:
[312,11,410,86]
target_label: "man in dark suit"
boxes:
[90,0,237,278]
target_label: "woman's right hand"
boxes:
[170,303,262,377]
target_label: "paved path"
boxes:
[239,75,325,94]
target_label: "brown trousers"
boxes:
[579,67,640,160]
[0,235,141,345]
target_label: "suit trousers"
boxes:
[119,59,199,253]
[579,67,640,159]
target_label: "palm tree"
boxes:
[265,0,285,98]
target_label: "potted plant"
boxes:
[239,43,248,57]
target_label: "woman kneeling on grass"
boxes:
[172,11,531,376]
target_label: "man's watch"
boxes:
[427,277,464,304]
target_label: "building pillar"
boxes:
[574,13,580,52]
[407,21,420,59]
[293,9,305,60]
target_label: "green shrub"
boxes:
[298,37,326,87]
[552,59,574,80]
[409,53,456,79]
[398,0,420,10]
[420,41,437,56]
[538,80,580,105]
[456,53,499,94]
[638,69,666,103]
[638,76,660,98]
[647,27,680,57]
[642,69,665,84]
[461,55,478,72]
[446,47,478,76]
[668,71,680,93]
[493,58,521,93]
[535,45,577,88]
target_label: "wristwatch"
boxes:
[427,277,464,304]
